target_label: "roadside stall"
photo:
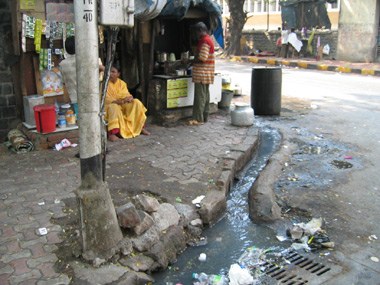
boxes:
[11,0,224,140]
[129,0,225,123]
[11,0,78,134]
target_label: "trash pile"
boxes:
[279,217,334,252]
[192,246,290,285]
[190,217,334,285]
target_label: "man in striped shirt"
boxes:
[188,22,215,126]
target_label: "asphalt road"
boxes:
[216,59,380,283]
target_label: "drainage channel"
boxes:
[154,127,286,284]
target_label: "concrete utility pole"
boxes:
[74,0,123,261]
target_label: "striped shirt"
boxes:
[192,34,215,85]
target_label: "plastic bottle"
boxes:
[57,112,66,128]
[192,273,228,285]
[65,110,76,125]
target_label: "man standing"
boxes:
[280,24,289,58]
[60,36,78,110]
[187,22,215,126]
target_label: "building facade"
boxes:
[214,0,341,31]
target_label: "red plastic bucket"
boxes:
[33,104,56,133]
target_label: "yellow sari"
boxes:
[105,78,147,138]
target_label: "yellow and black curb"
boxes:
[231,56,380,77]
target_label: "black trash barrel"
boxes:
[251,66,282,115]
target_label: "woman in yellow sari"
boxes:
[105,65,150,142]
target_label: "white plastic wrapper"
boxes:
[55,138,77,151]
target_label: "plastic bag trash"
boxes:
[323,44,330,55]
[192,195,205,204]
[287,224,305,240]
[303,217,323,236]
[292,243,310,252]
[288,217,323,239]
[55,138,77,151]
[276,235,288,242]
[228,263,254,285]
[238,247,263,268]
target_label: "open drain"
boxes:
[259,251,342,285]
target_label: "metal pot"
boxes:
[159,52,167,63]
[176,69,185,76]
[233,85,242,96]
[181,51,189,60]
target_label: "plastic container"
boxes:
[57,112,66,128]
[65,110,76,125]
[231,102,254,126]
[33,104,56,133]
[60,103,71,114]
[251,66,282,115]
[192,272,228,285]
[23,95,45,126]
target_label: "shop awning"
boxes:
[135,0,224,48]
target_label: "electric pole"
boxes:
[74,0,123,261]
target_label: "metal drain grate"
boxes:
[260,251,342,285]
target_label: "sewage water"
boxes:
[154,127,285,284]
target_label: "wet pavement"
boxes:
[1,57,379,284]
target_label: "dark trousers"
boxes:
[193,83,210,122]
[281,43,289,58]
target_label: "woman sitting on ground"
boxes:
[105,64,150,142]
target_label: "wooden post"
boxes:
[138,20,146,106]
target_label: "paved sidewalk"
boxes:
[0,111,259,284]
[231,55,380,76]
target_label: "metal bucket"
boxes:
[218,89,234,108]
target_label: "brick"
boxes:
[43,244,58,254]
[4,196,26,205]
[47,133,66,142]
[0,94,6,105]
[39,137,47,144]
[4,240,21,254]
[18,279,39,285]
[28,243,47,258]
[8,269,42,285]
[1,249,32,263]
[7,94,15,106]
[37,275,71,285]
[46,231,63,244]
[2,105,16,118]
[26,255,58,268]
[0,72,12,82]
[10,258,31,275]
[1,225,16,238]
[0,264,14,274]
[22,229,40,242]
[0,119,9,131]
[0,273,11,284]
[37,144,49,150]
[20,237,47,249]
[37,262,59,278]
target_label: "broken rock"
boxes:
[134,210,154,236]
[151,203,180,232]
[117,203,141,228]
[134,194,160,212]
